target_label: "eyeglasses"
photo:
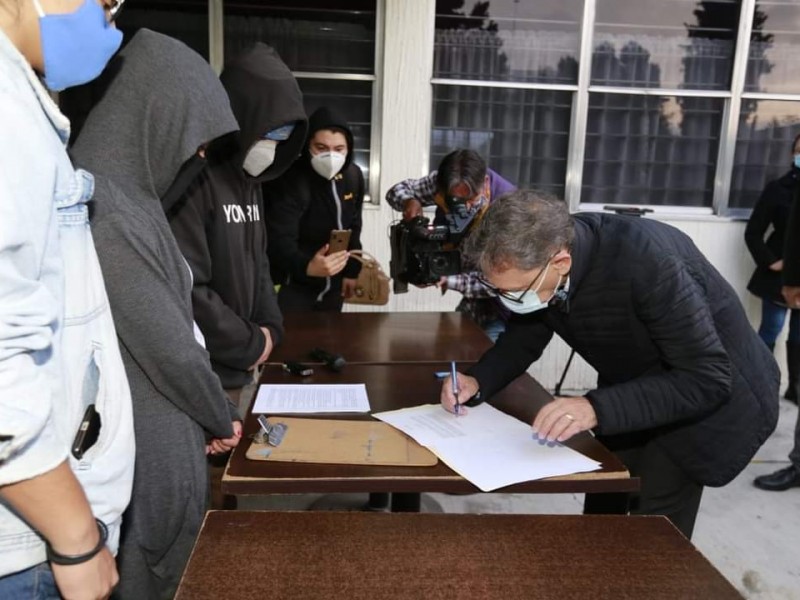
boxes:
[107,0,125,23]
[477,262,550,305]
[477,251,562,304]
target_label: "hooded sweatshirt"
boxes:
[265,106,364,302]
[169,43,307,388]
[71,29,240,598]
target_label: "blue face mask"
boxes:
[794,154,800,170]
[33,0,123,92]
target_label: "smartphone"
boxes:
[71,404,101,460]
[328,229,352,254]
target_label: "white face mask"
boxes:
[243,139,277,177]
[311,151,346,180]
[498,263,552,315]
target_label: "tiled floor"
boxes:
[237,396,800,599]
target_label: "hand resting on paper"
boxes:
[440,372,479,415]
[532,396,597,443]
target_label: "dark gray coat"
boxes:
[71,30,239,599]
[470,213,779,487]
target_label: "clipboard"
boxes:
[245,417,438,467]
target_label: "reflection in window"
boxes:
[431,86,572,197]
[582,94,723,206]
[297,79,373,193]
[730,101,800,210]
[592,0,738,90]
[117,5,210,59]
[434,0,583,84]
[745,1,800,94]
[223,2,376,74]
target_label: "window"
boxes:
[730,101,800,210]
[223,1,380,201]
[432,87,572,197]
[730,1,800,210]
[584,0,738,211]
[592,0,738,90]
[744,1,800,94]
[116,0,210,60]
[430,0,800,215]
[431,0,583,194]
[583,94,723,206]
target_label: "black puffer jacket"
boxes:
[745,169,798,303]
[469,213,779,487]
[265,107,364,299]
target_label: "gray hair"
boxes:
[436,149,487,197]
[463,190,574,273]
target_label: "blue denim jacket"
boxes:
[0,31,134,576]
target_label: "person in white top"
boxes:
[0,1,134,598]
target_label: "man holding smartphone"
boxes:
[266,106,364,312]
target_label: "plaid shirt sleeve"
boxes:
[385,172,439,211]
[445,271,495,298]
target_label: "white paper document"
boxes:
[374,403,601,492]
[252,384,370,414]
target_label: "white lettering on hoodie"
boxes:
[222,203,260,223]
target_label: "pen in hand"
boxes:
[451,360,460,416]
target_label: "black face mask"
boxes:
[161,154,207,217]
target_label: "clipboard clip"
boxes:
[255,415,288,447]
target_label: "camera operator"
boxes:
[386,149,515,339]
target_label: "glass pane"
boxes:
[745,1,800,94]
[730,100,800,210]
[297,79,373,193]
[117,4,209,59]
[434,0,583,84]
[431,85,572,197]
[592,0,739,90]
[224,1,376,74]
[582,94,724,206]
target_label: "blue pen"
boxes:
[451,360,460,416]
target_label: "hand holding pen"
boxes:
[439,364,480,415]
[451,360,460,416]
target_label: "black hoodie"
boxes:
[265,106,364,302]
[169,43,308,388]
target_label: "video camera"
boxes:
[389,196,477,293]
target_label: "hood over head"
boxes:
[303,106,355,171]
[221,43,308,183]
[71,29,239,207]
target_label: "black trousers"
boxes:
[584,435,704,539]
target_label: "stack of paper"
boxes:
[373,403,601,492]
[253,384,370,414]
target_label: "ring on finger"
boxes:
[563,413,576,422]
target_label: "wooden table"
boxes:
[268,311,493,365]
[176,511,742,600]
[224,364,636,507]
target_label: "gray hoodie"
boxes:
[71,29,239,599]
